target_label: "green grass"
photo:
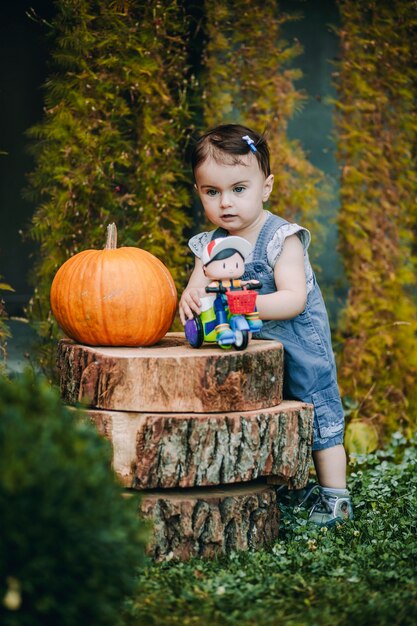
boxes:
[125,433,417,626]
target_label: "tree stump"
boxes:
[87,400,312,490]
[57,334,283,413]
[58,333,313,561]
[136,482,279,562]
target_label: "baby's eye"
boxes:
[233,186,245,193]
[206,189,218,197]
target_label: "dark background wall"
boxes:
[281,0,345,318]
[0,0,55,315]
[0,0,343,319]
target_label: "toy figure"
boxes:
[184,236,262,350]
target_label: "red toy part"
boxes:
[226,289,257,315]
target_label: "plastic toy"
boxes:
[184,236,263,350]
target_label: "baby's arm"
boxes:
[179,257,210,325]
[256,234,307,320]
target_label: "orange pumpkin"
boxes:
[50,223,177,346]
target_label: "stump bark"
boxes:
[87,400,313,490]
[136,482,279,562]
[59,333,314,561]
[57,334,284,413]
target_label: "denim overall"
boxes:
[211,213,344,451]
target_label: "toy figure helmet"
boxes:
[201,236,252,267]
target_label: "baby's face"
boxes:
[194,154,273,236]
[204,252,245,280]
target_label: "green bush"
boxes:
[335,0,417,438]
[0,371,148,626]
[0,277,13,369]
[25,0,191,376]
[125,434,417,626]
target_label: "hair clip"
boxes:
[242,135,257,153]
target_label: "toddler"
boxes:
[179,123,353,526]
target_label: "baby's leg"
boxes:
[276,445,352,525]
[312,444,347,489]
[308,444,353,525]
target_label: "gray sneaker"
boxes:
[296,484,353,527]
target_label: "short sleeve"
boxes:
[188,231,214,259]
[266,222,314,294]
[266,223,311,268]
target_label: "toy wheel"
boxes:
[185,316,204,348]
[234,330,249,351]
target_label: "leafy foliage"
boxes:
[334,1,417,440]
[25,0,328,375]
[125,434,417,626]
[199,0,324,238]
[0,369,148,626]
[26,0,191,332]
[0,279,13,369]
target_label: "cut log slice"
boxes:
[58,333,284,413]
[135,481,280,562]
[87,400,313,490]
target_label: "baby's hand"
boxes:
[179,287,206,325]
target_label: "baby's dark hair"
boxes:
[191,124,271,178]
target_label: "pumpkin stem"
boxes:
[105,223,117,249]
